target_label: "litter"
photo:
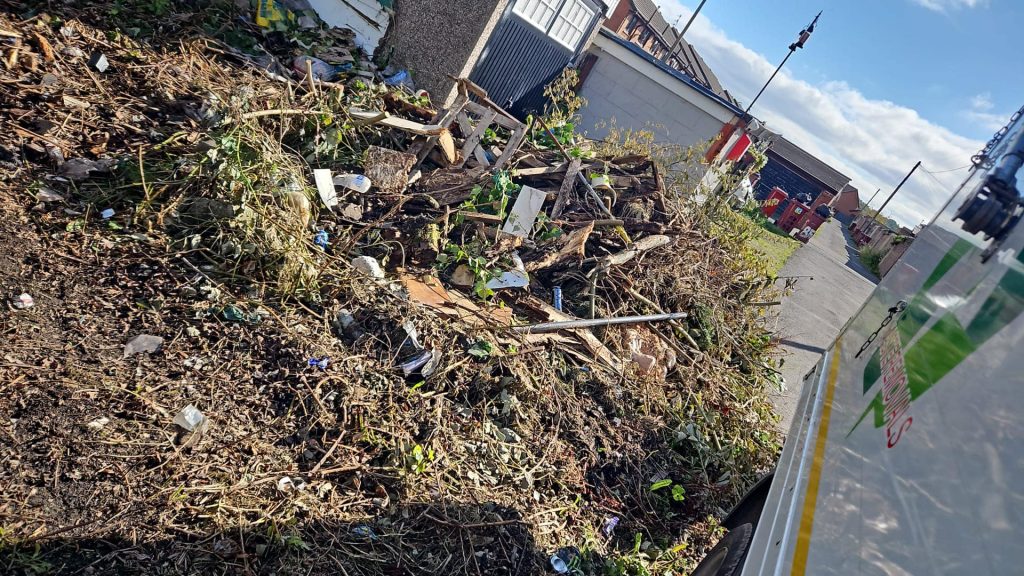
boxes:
[549,546,580,574]
[36,187,63,202]
[58,157,113,181]
[351,255,384,278]
[308,357,329,370]
[485,253,529,290]
[12,293,34,309]
[501,186,546,238]
[333,173,372,193]
[123,334,164,357]
[513,312,689,334]
[313,168,338,208]
[352,525,378,540]
[602,515,620,537]
[398,349,436,376]
[173,404,206,432]
[86,417,110,431]
[292,55,341,81]
[553,286,563,311]
[383,69,413,90]
[314,230,329,250]
[100,208,115,219]
[87,52,108,72]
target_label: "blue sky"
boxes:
[656,0,1021,226]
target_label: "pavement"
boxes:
[770,219,878,432]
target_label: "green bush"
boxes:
[860,247,884,276]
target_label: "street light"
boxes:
[705,11,822,164]
[742,11,822,118]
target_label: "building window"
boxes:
[549,0,596,49]
[513,0,595,50]
[624,14,639,34]
[513,0,561,30]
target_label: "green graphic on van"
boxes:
[851,238,1024,436]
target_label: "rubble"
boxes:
[0,3,785,575]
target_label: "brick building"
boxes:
[600,0,737,104]
[831,184,860,220]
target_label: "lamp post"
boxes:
[741,11,822,118]
[704,11,822,164]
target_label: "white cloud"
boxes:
[909,0,986,13]
[659,2,983,227]
[970,92,994,111]
[965,92,1009,132]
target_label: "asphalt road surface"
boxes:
[771,219,878,432]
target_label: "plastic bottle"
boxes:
[333,173,372,193]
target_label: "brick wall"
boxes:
[879,240,911,277]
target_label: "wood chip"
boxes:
[31,31,54,62]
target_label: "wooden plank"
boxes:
[492,125,526,170]
[516,163,569,177]
[458,109,497,169]
[348,107,446,136]
[462,100,523,131]
[551,157,582,218]
[459,211,503,224]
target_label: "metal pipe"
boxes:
[512,312,689,333]
[742,49,793,118]
[992,127,1024,187]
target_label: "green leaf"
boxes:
[467,341,494,359]
[650,479,672,492]
[671,484,686,502]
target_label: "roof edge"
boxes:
[596,28,745,116]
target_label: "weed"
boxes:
[408,444,435,474]
[859,247,884,276]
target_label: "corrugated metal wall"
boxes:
[470,1,602,118]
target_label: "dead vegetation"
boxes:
[1,1,784,574]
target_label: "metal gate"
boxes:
[470,0,604,118]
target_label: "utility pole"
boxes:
[661,0,709,64]
[864,187,881,212]
[876,161,922,220]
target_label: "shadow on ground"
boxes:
[837,224,880,284]
[1,502,540,576]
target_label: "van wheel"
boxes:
[690,523,753,576]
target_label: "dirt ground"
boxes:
[0,2,784,574]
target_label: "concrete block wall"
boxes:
[577,46,725,151]
[387,0,509,106]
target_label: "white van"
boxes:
[692,107,1024,575]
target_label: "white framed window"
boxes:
[549,0,595,48]
[513,0,561,30]
[512,0,596,49]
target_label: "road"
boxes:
[770,219,878,432]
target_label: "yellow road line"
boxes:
[791,340,843,575]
